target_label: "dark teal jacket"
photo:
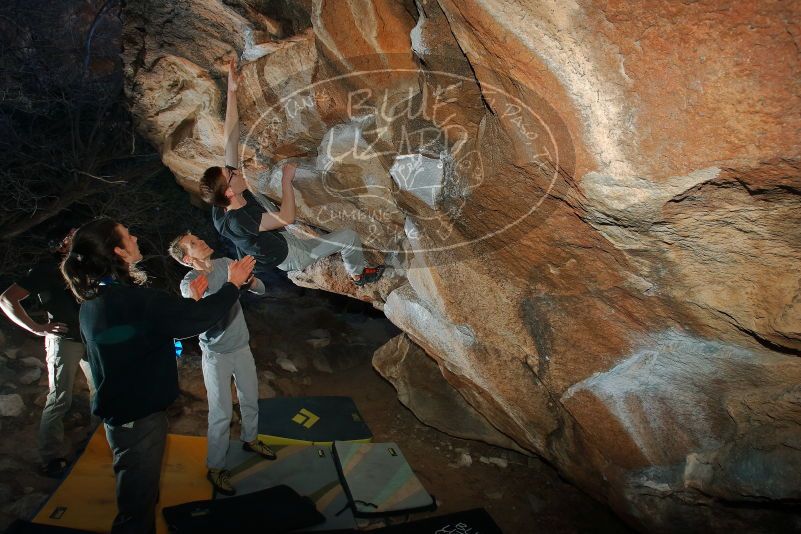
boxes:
[80,281,239,425]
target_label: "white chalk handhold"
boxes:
[390,154,444,209]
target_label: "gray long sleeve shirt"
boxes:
[180,257,265,354]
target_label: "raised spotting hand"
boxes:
[189,274,209,301]
[227,256,256,288]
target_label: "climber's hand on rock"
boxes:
[281,162,297,184]
[228,56,242,92]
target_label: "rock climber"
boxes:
[198,57,384,286]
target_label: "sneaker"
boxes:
[353,265,385,287]
[40,457,68,479]
[242,439,277,460]
[206,468,236,496]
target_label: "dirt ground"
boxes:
[0,280,631,533]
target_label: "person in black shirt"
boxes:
[61,218,255,534]
[199,57,384,286]
[0,229,94,478]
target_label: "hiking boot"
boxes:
[353,265,385,287]
[242,439,277,460]
[206,468,236,496]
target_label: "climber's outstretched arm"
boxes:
[224,56,241,169]
[259,163,297,231]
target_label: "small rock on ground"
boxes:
[479,456,508,468]
[0,394,25,417]
[276,356,298,373]
[18,368,42,385]
[312,355,333,374]
[456,452,472,467]
[0,458,24,472]
[3,492,49,519]
[20,357,45,369]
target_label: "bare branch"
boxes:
[70,169,127,184]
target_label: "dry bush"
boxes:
[0,0,217,292]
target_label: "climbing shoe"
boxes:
[353,265,385,287]
[242,439,277,460]
[206,468,236,496]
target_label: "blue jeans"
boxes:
[104,410,168,534]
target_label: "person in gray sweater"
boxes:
[169,231,276,496]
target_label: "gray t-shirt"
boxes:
[179,257,265,354]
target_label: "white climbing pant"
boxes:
[277,228,366,276]
[202,346,260,470]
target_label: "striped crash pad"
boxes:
[332,441,436,518]
[32,426,211,533]
[219,442,356,531]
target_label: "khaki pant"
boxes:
[39,335,95,463]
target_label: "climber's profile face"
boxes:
[223,166,239,201]
[223,166,236,183]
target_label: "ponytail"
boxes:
[61,218,146,301]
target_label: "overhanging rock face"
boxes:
[122,1,801,531]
